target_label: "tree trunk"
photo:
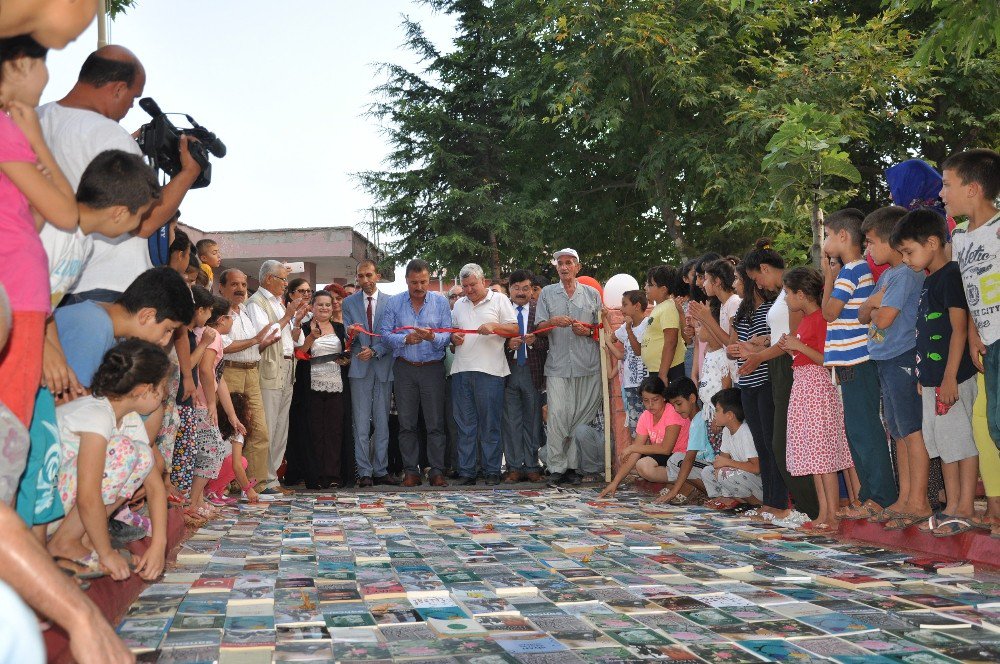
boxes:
[810,197,825,269]
[488,230,500,280]
[652,173,687,257]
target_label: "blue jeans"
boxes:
[986,339,1000,450]
[837,361,898,507]
[452,371,505,477]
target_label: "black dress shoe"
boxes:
[546,472,564,487]
[485,474,501,486]
[374,475,400,486]
[357,477,373,488]
[446,469,460,479]
[555,469,581,486]
[457,476,477,486]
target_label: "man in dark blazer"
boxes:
[343,260,397,487]
[501,269,548,482]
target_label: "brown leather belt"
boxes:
[283,355,293,360]
[397,358,443,367]
[225,360,258,370]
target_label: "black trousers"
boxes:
[393,360,447,477]
[770,354,819,518]
[740,378,789,510]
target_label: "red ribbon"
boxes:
[342,321,599,352]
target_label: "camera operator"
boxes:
[39,45,202,305]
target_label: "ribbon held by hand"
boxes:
[343,321,599,352]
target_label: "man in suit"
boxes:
[343,259,398,487]
[502,269,548,482]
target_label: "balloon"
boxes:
[603,273,640,308]
[578,276,604,300]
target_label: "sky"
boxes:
[43,1,457,240]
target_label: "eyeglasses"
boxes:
[270,275,288,283]
[294,288,312,294]
[448,294,460,300]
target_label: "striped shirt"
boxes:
[824,259,875,366]
[735,299,773,388]
[222,303,262,363]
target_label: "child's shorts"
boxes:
[875,353,922,439]
[666,452,709,482]
[921,376,979,464]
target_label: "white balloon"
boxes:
[603,273,640,308]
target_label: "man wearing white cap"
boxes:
[533,248,602,486]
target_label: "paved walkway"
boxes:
[118,488,1000,663]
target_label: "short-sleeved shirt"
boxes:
[614,318,650,389]
[685,414,715,463]
[867,264,924,360]
[953,214,1000,346]
[767,289,790,345]
[53,301,115,388]
[720,294,741,334]
[635,407,690,454]
[56,396,147,490]
[38,102,150,295]
[535,281,601,378]
[721,422,757,462]
[193,327,225,407]
[735,300,772,387]
[793,309,827,368]
[0,112,48,313]
[451,289,518,377]
[824,259,875,366]
[915,262,977,388]
[640,299,686,373]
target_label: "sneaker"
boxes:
[772,510,810,529]
[259,487,282,495]
[205,492,237,507]
[109,519,148,548]
[112,505,152,535]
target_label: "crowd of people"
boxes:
[0,5,999,662]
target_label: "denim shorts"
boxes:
[875,352,923,439]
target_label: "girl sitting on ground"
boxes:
[47,339,170,582]
[204,391,259,504]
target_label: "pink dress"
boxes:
[786,310,854,476]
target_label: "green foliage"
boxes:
[891,0,1000,66]
[363,0,1000,282]
[106,0,138,19]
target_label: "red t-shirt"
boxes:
[792,309,827,367]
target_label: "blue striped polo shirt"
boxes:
[824,259,875,366]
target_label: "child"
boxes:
[779,267,855,531]
[169,285,217,498]
[603,289,650,434]
[598,376,691,498]
[196,238,222,289]
[188,296,248,514]
[696,258,742,354]
[893,209,980,537]
[700,388,762,503]
[0,35,77,427]
[54,267,195,389]
[654,377,713,505]
[184,254,202,288]
[46,339,170,582]
[858,206,931,530]
[943,148,1000,537]
[204,391,259,503]
[168,229,192,276]
[641,265,687,382]
[822,208,897,521]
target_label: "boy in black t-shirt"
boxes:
[891,209,979,537]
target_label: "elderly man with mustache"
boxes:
[219,268,281,490]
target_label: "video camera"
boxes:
[136,97,226,189]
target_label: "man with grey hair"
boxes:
[247,260,309,494]
[450,264,519,485]
[533,248,602,486]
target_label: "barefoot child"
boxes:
[779,267,855,531]
[204,391,259,504]
[47,340,170,582]
[598,375,691,498]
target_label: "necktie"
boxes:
[516,305,527,366]
[367,296,374,332]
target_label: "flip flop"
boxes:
[969,513,992,530]
[835,500,863,519]
[840,499,883,521]
[729,503,756,514]
[53,552,106,581]
[872,506,902,524]
[932,516,973,537]
[918,511,945,534]
[884,512,932,531]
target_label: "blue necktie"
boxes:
[516,306,527,366]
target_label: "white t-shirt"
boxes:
[720,294,742,334]
[38,102,150,295]
[56,395,149,471]
[450,289,517,377]
[767,288,790,346]
[953,214,1000,346]
[721,422,757,462]
[614,317,650,389]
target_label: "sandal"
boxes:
[969,513,992,531]
[835,500,863,519]
[883,512,933,532]
[992,522,1000,539]
[918,511,945,534]
[53,552,107,581]
[933,516,973,537]
[872,506,902,524]
[839,499,883,521]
